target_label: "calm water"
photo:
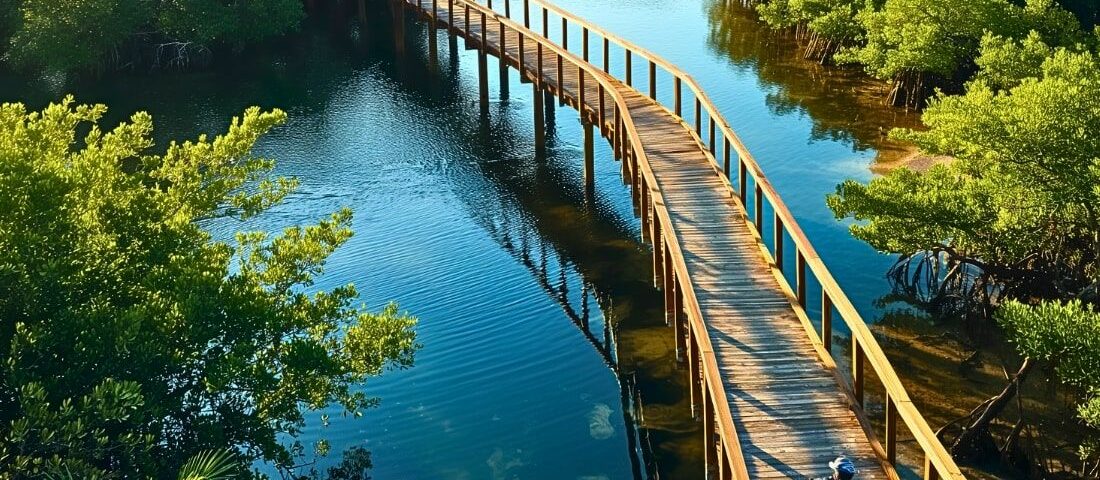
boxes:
[0,0,1029,478]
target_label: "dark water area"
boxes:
[0,0,1086,478]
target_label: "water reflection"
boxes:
[333,7,708,478]
[401,14,706,475]
[704,0,922,166]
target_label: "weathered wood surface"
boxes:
[405,1,894,478]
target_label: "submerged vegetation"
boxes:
[0,98,418,478]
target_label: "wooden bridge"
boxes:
[390,0,967,478]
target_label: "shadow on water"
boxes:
[366,8,707,478]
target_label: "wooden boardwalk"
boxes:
[398,1,966,478]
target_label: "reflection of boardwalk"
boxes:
[398,0,964,478]
[474,195,652,479]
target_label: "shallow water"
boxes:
[0,0,1049,478]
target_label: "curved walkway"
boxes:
[398,1,965,478]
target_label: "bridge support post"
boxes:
[652,218,663,288]
[448,31,458,64]
[583,121,594,190]
[543,90,555,132]
[664,256,674,325]
[478,36,489,114]
[640,182,650,243]
[427,16,438,70]
[533,85,545,153]
[390,0,405,55]
[498,23,509,99]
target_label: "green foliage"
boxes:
[834,0,1024,79]
[827,48,1100,296]
[0,0,304,72]
[176,450,238,480]
[3,380,153,476]
[755,0,1073,106]
[974,31,1056,91]
[997,300,1100,457]
[757,0,863,42]
[0,98,418,478]
[5,0,150,71]
[157,0,304,47]
[998,300,1100,393]
[0,0,17,43]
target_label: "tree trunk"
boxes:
[950,357,1034,459]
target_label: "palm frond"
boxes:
[177,449,239,480]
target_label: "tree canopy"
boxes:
[998,300,1100,475]
[827,22,1100,471]
[827,47,1100,301]
[0,98,418,478]
[750,0,1085,106]
[0,0,305,72]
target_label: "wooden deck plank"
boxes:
[406,3,891,478]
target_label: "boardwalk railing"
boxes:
[412,0,753,475]
[405,0,966,478]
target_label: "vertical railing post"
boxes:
[648,61,657,100]
[536,42,543,82]
[541,7,547,37]
[754,184,763,233]
[660,247,668,321]
[556,53,564,104]
[602,37,610,72]
[504,0,510,17]
[796,251,807,307]
[723,137,731,178]
[640,180,650,241]
[578,65,586,108]
[499,20,507,67]
[561,17,568,50]
[613,105,621,160]
[652,217,663,288]
[708,117,715,154]
[886,395,898,465]
[694,99,701,136]
[523,0,529,27]
[625,50,632,86]
[703,393,717,475]
[853,340,865,407]
[924,456,941,480]
[822,292,833,352]
[738,159,747,205]
[518,29,526,70]
[598,84,606,135]
[774,214,784,270]
[582,27,589,62]
[674,77,682,117]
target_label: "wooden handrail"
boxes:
[412,0,965,477]
[415,0,753,475]
[470,1,966,478]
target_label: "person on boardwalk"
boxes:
[812,456,857,480]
